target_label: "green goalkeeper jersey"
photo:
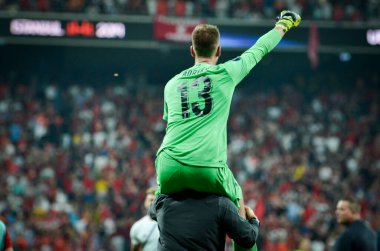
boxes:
[157,29,282,167]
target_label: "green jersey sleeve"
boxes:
[221,29,282,86]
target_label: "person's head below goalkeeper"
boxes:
[190,10,301,66]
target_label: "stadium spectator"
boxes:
[149,190,260,250]
[130,187,159,251]
[0,220,13,251]
[332,198,377,251]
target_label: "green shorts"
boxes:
[155,151,243,207]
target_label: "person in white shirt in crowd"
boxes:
[130,187,159,251]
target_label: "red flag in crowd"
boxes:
[254,197,266,220]
[308,23,319,69]
[154,16,204,42]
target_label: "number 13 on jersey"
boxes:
[177,76,213,119]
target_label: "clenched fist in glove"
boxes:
[275,10,301,32]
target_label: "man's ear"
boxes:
[215,45,221,57]
[190,46,195,57]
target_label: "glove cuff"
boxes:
[275,20,292,32]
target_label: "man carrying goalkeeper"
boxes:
[155,10,301,251]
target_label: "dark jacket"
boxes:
[149,191,259,251]
[332,220,377,251]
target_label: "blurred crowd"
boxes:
[0,69,379,251]
[0,0,380,21]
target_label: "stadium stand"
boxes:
[0,1,379,250]
[0,67,379,250]
[0,0,379,21]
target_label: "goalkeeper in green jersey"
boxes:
[155,10,300,250]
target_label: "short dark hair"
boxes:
[341,198,361,214]
[192,24,220,58]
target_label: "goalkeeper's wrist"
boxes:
[275,23,287,32]
[274,25,286,36]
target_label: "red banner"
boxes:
[308,23,319,69]
[154,17,204,42]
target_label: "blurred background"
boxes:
[0,0,380,251]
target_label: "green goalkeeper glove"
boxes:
[275,10,301,32]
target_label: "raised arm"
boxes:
[222,10,301,85]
